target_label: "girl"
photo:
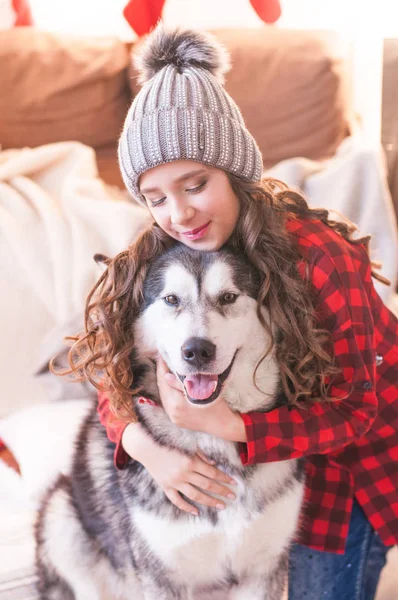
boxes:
[71,26,398,599]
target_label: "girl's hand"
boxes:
[156,356,247,442]
[121,421,237,515]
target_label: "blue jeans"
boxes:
[288,500,393,600]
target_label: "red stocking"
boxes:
[12,0,33,26]
[124,0,281,38]
[123,0,166,37]
[249,0,281,24]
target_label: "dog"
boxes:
[35,243,305,600]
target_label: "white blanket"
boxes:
[0,142,150,417]
[0,137,397,418]
[266,134,398,301]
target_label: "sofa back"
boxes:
[0,27,353,188]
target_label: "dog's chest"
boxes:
[130,501,255,587]
[128,460,303,587]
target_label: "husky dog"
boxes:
[35,244,304,600]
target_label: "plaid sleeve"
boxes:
[239,250,378,466]
[97,391,129,469]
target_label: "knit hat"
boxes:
[118,25,263,204]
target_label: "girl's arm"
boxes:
[97,390,130,468]
[238,250,378,465]
[97,391,237,514]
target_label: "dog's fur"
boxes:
[35,244,305,600]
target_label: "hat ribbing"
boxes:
[118,26,263,204]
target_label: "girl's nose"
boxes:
[170,201,195,225]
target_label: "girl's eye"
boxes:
[148,181,206,206]
[220,292,238,305]
[150,197,166,207]
[186,181,206,194]
[164,294,179,306]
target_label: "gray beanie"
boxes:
[118,25,263,204]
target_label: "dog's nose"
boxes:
[181,337,216,369]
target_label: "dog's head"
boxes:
[134,244,279,411]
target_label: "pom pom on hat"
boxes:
[134,24,231,85]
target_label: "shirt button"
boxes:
[363,381,372,390]
[375,354,384,366]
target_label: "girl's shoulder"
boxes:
[285,216,371,282]
[286,216,368,259]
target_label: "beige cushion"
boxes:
[0,29,131,150]
[129,28,353,167]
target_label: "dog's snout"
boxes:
[181,337,216,368]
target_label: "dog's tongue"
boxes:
[184,374,218,400]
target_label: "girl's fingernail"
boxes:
[216,503,225,510]
[229,478,237,485]
[228,493,235,499]
[191,510,198,516]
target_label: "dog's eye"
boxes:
[164,294,179,306]
[220,292,238,305]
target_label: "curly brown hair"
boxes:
[56,175,388,422]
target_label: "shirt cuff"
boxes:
[238,412,262,466]
[114,423,130,470]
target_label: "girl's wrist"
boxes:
[229,412,247,443]
[214,412,247,443]
[121,421,154,462]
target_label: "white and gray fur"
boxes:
[134,26,231,85]
[35,244,304,600]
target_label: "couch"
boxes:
[0,25,397,599]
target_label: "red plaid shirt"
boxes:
[98,217,398,554]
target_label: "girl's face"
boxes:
[139,160,240,251]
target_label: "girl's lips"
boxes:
[182,222,210,240]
